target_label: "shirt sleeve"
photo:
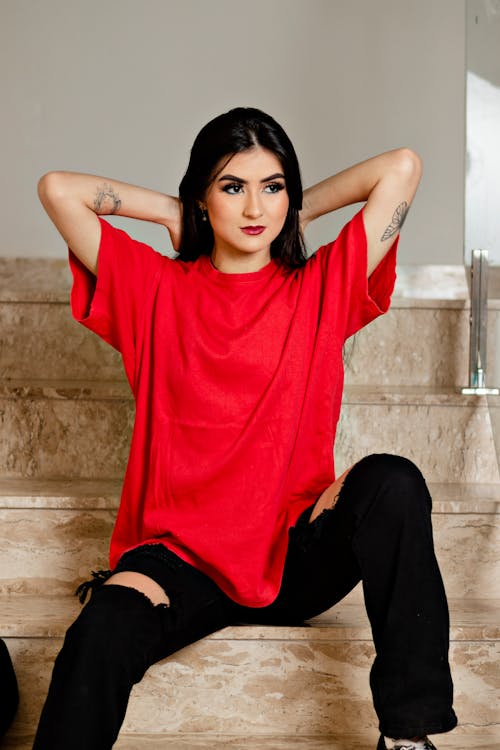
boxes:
[315,207,398,341]
[68,217,165,385]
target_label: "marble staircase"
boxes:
[0,259,499,749]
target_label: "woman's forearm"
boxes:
[38,172,181,274]
[300,148,422,228]
[38,171,177,225]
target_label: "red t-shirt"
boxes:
[69,209,397,606]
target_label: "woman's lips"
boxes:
[241,226,265,235]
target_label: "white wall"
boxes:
[0,0,465,264]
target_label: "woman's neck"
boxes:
[210,248,272,274]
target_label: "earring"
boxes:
[200,207,208,222]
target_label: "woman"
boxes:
[35,107,456,750]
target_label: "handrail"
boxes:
[462,249,499,395]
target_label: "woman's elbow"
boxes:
[393,148,423,184]
[37,171,69,207]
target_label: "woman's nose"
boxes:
[243,191,264,219]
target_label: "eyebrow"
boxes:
[218,172,285,184]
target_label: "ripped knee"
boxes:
[103,571,170,607]
[309,465,354,523]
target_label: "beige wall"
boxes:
[1,0,465,263]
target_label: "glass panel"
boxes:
[465,1,500,466]
[465,0,500,266]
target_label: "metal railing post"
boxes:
[462,249,499,395]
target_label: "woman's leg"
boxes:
[0,638,18,737]
[251,453,457,740]
[33,547,238,750]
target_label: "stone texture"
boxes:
[393,265,469,301]
[486,399,500,485]
[337,390,500,484]
[0,509,114,595]
[0,259,480,387]
[3,384,499,482]
[1,477,498,513]
[0,258,70,303]
[0,387,133,478]
[344,307,470,388]
[124,638,499,734]
[1,596,498,642]
[432,514,500,599]
[3,729,500,750]
[114,728,500,750]
[0,479,497,599]
[0,506,497,598]
[429,482,500,514]
[0,260,469,304]
[124,639,378,735]
[0,301,124,380]
[1,259,499,749]
[2,628,497,744]
[1,300,476,387]
[0,477,121,509]
[2,735,380,750]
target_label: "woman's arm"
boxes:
[300,148,422,275]
[38,172,182,275]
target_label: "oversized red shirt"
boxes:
[69,209,397,606]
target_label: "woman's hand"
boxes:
[298,205,310,236]
[162,195,182,252]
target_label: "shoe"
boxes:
[377,735,437,750]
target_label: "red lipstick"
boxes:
[241,226,265,235]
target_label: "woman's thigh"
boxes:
[236,475,365,626]
[308,464,354,523]
[104,571,170,605]
[244,452,433,626]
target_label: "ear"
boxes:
[197,201,206,211]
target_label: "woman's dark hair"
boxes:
[178,107,307,270]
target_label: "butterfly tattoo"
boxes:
[380,201,409,242]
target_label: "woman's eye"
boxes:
[264,182,285,193]
[222,183,244,194]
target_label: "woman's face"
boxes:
[203,146,289,271]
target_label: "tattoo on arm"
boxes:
[93,183,122,214]
[380,201,408,242]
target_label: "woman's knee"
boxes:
[356,453,424,485]
[353,453,431,515]
[63,584,167,671]
[103,571,170,606]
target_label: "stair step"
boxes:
[1,261,498,747]
[0,477,121,508]
[0,258,72,303]
[1,596,498,746]
[0,479,497,598]
[338,386,500,484]
[1,477,499,511]
[344,304,471,388]
[113,730,500,750]
[1,300,476,388]
[0,380,133,479]
[3,260,470,304]
[2,730,500,750]
[0,259,484,388]
[2,382,499,482]
[1,594,498,641]
[0,298,123,381]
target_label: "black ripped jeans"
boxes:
[33,454,457,749]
